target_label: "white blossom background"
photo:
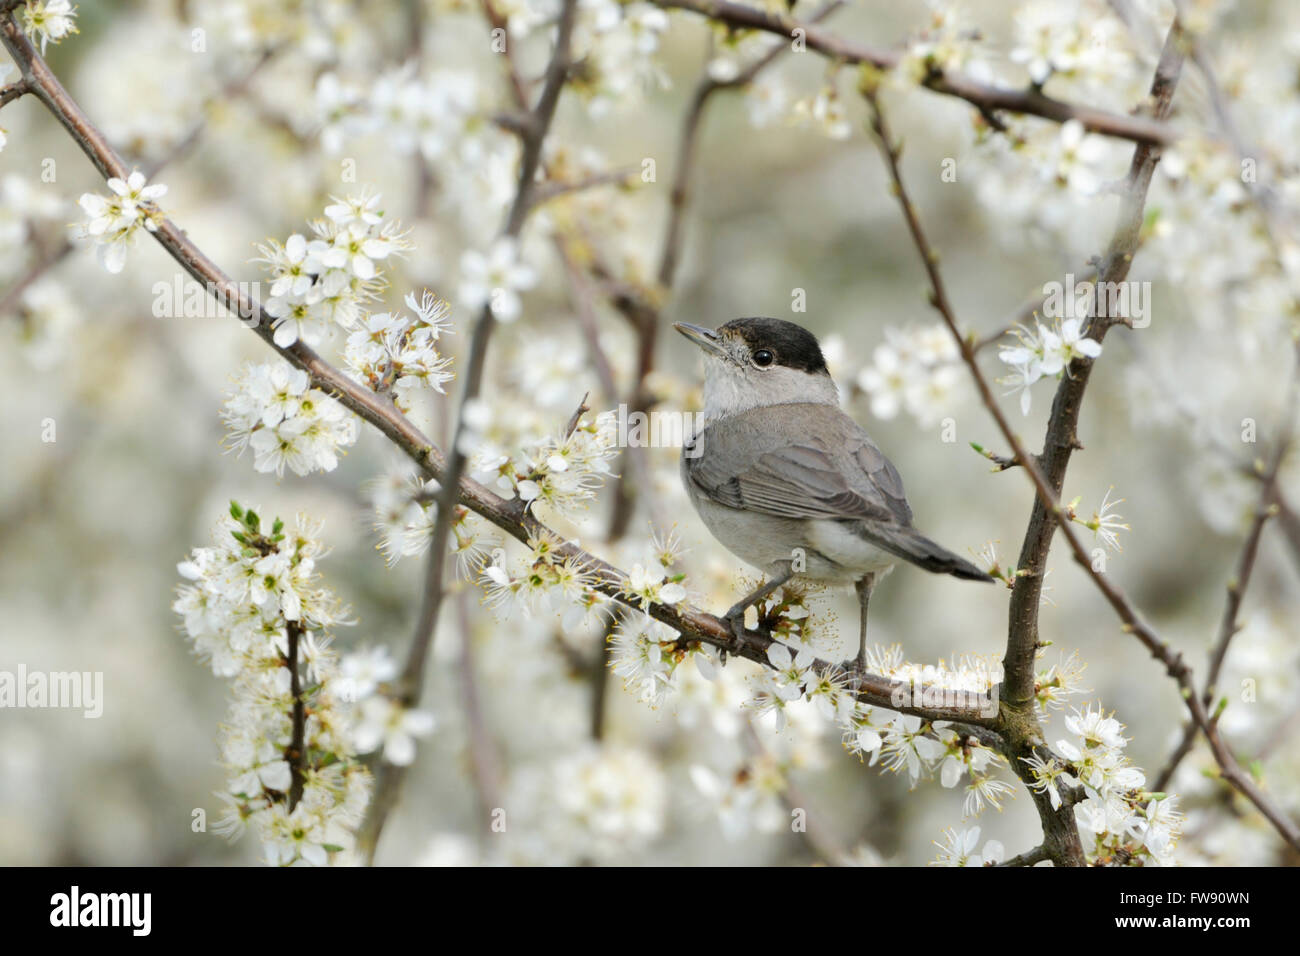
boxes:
[1,0,1297,866]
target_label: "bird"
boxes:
[674,317,993,672]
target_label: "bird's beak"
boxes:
[674,322,727,359]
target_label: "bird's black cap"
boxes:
[718,317,829,374]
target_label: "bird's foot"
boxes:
[840,650,869,686]
[721,606,751,661]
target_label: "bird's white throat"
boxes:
[700,360,840,423]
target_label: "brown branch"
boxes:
[0,0,1033,864]
[0,77,25,106]
[456,589,505,830]
[657,1,846,290]
[864,19,1300,854]
[362,0,581,860]
[527,167,641,211]
[480,0,531,110]
[400,0,577,698]
[654,0,1178,146]
[1001,21,1186,709]
[605,0,847,542]
[863,83,1085,865]
[589,615,617,741]
[1154,359,1299,791]
[1,45,277,318]
[998,844,1050,867]
[285,620,307,813]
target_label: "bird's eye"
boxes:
[753,349,775,368]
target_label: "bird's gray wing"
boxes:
[685,403,913,525]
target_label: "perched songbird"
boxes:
[675,317,992,670]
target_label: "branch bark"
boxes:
[654,0,1179,146]
[285,620,307,813]
[863,16,1300,855]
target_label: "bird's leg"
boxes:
[849,573,877,674]
[722,562,794,657]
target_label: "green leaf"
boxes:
[229,501,244,520]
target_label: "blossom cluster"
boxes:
[311,66,520,244]
[480,532,601,622]
[367,471,510,593]
[689,752,798,842]
[221,362,358,477]
[497,0,671,116]
[613,578,1018,819]
[343,290,454,412]
[172,504,369,865]
[471,409,620,515]
[1024,705,1183,865]
[458,237,538,322]
[929,664,1182,865]
[75,171,167,275]
[173,505,437,862]
[255,192,412,347]
[998,317,1103,415]
[1008,0,1137,96]
[337,646,436,767]
[504,744,667,864]
[854,323,966,428]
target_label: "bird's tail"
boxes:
[863,525,994,582]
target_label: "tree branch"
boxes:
[1154,356,1299,791]
[362,0,582,858]
[1,45,278,318]
[653,0,1178,146]
[0,77,26,106]
[285,620,307,813]
[863,80,1088,865]
[998,844,1050,867]
[863,17,1300,854]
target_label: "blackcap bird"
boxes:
[675,317,992,671]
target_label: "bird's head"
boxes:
[674,317,839,418]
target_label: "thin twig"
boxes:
[1154,360,1298,791]
[0,46,277,318]
[527,167,641,211]
[362,0,581,860]
[456,589,505,830]
[998,844,1050,867]
[863,83,1085,865]
[399,0,578,703]
[0,77,26,106]
[285,621,307,813]
[654,0,1178,146]
[741,718,849,866]
[864,22,1300,854]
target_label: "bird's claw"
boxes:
[722,609,750,662]
[840,653,868,690]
